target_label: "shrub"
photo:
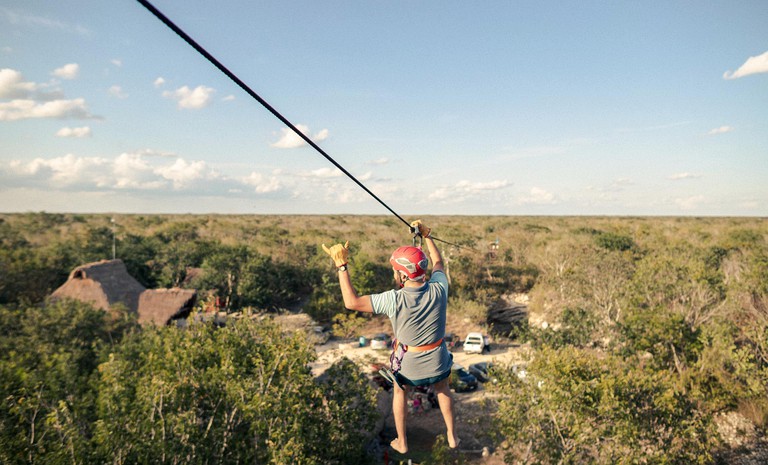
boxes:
[595,232,635,252]
[692,319,768,415]
[492,347,717,464]
[332,312,367,339]
[528,307,599,349]
[95,318,378,464]
[617,306,700,372]
[0,299,137,464]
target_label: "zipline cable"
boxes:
[136,0,471,250]
[136,0,410,229]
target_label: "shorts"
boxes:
[395,368,451,387]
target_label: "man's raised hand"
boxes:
[322,241,350,267]
[410,220,431,238]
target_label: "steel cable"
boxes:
[136,0,471,249]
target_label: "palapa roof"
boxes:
[51,259,197,326]
[51,259,145,314]
[138,288,196,326]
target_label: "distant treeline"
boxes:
[1,212,766,463]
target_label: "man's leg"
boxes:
[433,378,459,448]
[391,381,408,454]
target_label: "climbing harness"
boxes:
[376,340,406,389]
[391,338,445,374]
[389,340,408,374]
[394,338,444,355]
[379,337,444,389]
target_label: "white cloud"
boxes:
[429,179,510,201]
[675,195,705,210]
[367,157,390,165]
[428,187,453,201]
[154,77,166,88]
[52,63,79,80]
[56,126,92,138]
[111,59,122,67]
[329,183,368,204]
[668,172,702,180]
[3,152,293,198]
[0,98,93,121]
[162,85,215,109]
[519,187,556,205]
[723,50,768,80]
[154,158,211,189]
[112,152,165,189]
[300,167,343,178]
[0,68,37,98]
[9,153,109,187]
[271,127,306,149]
[456,179,510,192]
[610,178,633,189]
[707,125,734,135]
[0,67,95,120]
[128,148,178,159]
[1,8,90,35]
[108,85,127,99]
[738,198,760,210]
[271,124,330,149]
[242,172,282,193]
[222,94,235,101]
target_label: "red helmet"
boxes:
[390,246,429,280]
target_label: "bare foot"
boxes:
[390,438,408,454]
[448,435,460,449]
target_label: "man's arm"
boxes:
[423,236,444,273]
[322,241,374,312]
[337,268,373,312]
[412,220,444,273]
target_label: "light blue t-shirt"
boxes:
[370,270,452,381]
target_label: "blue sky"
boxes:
[1,1,766,216]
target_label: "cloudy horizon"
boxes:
[1,2,766,217]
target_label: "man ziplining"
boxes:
[137,4,464,454]
[323,220,459,454]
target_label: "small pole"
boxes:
[111,217,116,260]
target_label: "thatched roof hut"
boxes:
[138,288,197,326]
[51,259,145,314]
[51,259,197,326]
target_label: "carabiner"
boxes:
[411,225,422,247]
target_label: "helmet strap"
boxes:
[396,270,425,288]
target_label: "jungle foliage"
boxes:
[0,300,378,464]
[0,213,766,464]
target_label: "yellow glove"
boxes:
[410,220,431,238]
[322,241,350,267]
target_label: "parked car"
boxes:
[444,333,459,351]
[449,364,478,392]
[463,332,490,354]
[370,333,392,350]
[469,361,496,383]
